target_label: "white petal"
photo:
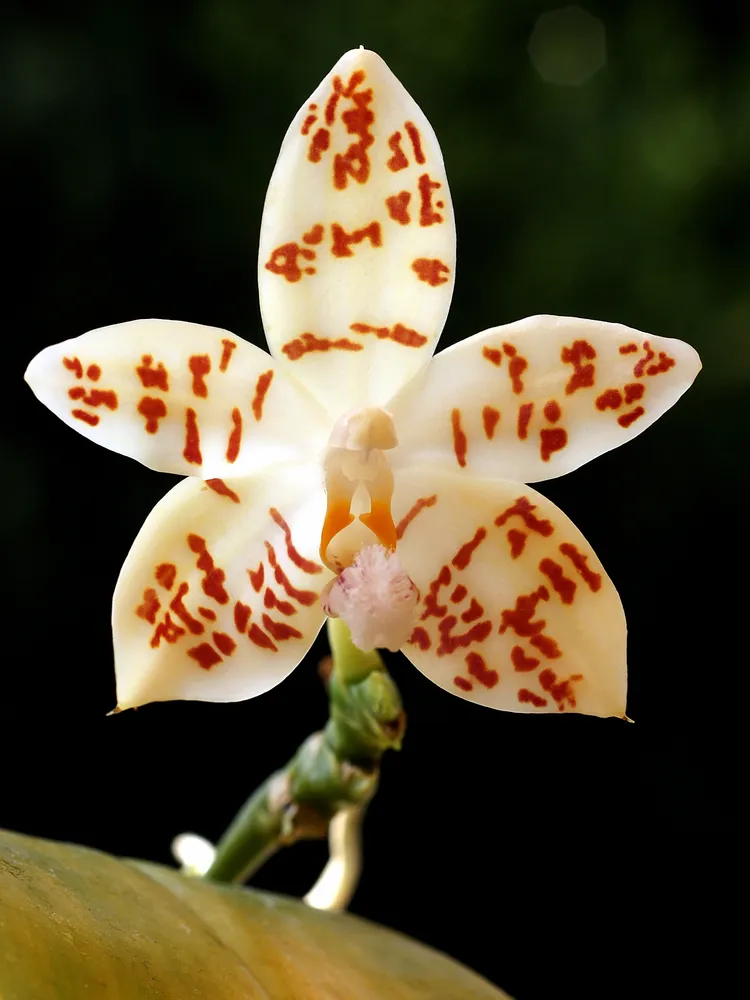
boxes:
[258,49,455,415]
[112,463,330,708]
[389,315,701,483]
[393,467,627,718]
[25,320,328,477]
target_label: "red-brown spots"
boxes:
[189,355,211,398]
[264,587,296,617]
[395,494,437,540]
[633,341,655,378]
[466,651,498,689]
[412,258,450,286]
[482,406,501,439]
[618,406,645,428]
[332,78,375,190]
[213,631,236,656]
[86,364,101,381]
[518,689,548,708]
[619,343,638,354]
[540,427,568,462]
[559,542,602,592]
[150,613,186,647]
[252,369,274,421]
[137,355,169,391]
[138,396,168,434]
[265,243,316,282]
[404,121,425,164]
[67,388,118,410]
[562,340,596,394]
[350,322,427,348]
[183,408,202,464]
[206,478,240,504]
[248,623,278,652]
[461,598,485,623]
[234,601,251,633]
[539,558,576,605]
[219,339,237,373]
[155,563,176,590]
[385,191,411,224]
[136,588,160,624]
[452,527,487,570]
[421,565,452,620]
[331,221,382,257]
[499,585,550,638]
[511,646,540,672]
[647,352,675,376]
[596,388,622,411]
[624,382,645,403]
[188,534,229,604]
[270,507,323,574]
[72,409,99,426]
[226,407,242,463]
[502,343,528,394]
[169,582,205,635]
[199,607,217,620]
[409,626,431,650]
[282,332,363,361]
[483,346,503,366]
[265,543,318,606]
[387,131,409,171]
[262,614,303,642]
[454,676,473,692]
[63,357,83,379]
[529,633,562,659]
[248,562,264,593]
[302,224,325,245]
[539,668,583,710]
[451,408,467,468]
[301,106,318,136]
[507,529,527,558]
[418,173,443,226]
[495,497,554,537]
[308,128,330,163]
[436,616,493,656]
[544,400,562,423]
[188,643,223,670]
[517,402,534,440]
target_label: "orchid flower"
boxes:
[25,49,700,718]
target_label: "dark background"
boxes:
[2,2,743,997]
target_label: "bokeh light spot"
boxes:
[529,6,606,86]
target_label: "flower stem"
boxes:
[204,621,405,887]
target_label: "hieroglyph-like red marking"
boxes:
[559,543,602,592]
[64,358,118,426]
[206,478,240,503]
[539,558,576,605]
[483,346,502,366]
[540,427,568,462]
[219,339,237,373]
[265,543,318,606]
[507,529,527,558]
[137,355,169,391]
[332,72,375,190]
[385,191,411,224]
[495,497,554,537]
[188,534,229,604]
[465,651,499,688]
[88,363,101,380]
[412,258,450,286]
[63,357,83,379]
[387,121,425,172]
[265,243,316,282]
[350,322,427,348]
[417,174,443,226]
[452,528,486,570]
[451,409,468,468]
[269,508,323,574]
[518,688,548,708]
[451,585,468,603]
[183,408,202,464]
[331,221,382,257]
[517,403,533,440]
[544,400,562,423]
[511,646,540,672]
[436,616,492,656]
[562,340,596,394]
[301,103,318,136]
[302,224,324,244]
[633,341,677,378]
[409,626,431,650]
[539,668,583,711]
[264,587,296,617]
[502,343,527,394]
[226,407,242,463]
[138,396,167,434]
[396,494,437,540]
[252,370,273,421]
[189,355,211,398]
[155,563,177,590]
[483,406,500,439]
[282,333,363,361]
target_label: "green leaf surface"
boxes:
[0,829,509,999]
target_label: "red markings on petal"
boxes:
[450,585,468,603]
[138,396,167,434]
[412,258,450,286]
[421,565,452,620]
[529,633,562,659]
[461,598,485,623]
[540,427,568,462]
[404,121,426,164]
[417,173,443,226]
[499,585,550,638]
[282,332,363,360]
[264,587,296,616]
[495,496,554,537]
[539,559,576,605]
[206,478,240,503]
[188,534,229,604]
[436,616,492,656]
[262,613,303,641]
[72,409,99,426]
[331,221,382,257]
[544,400,562,423]
[624,382,645,403]
[248,563,264,593]
[395,494,437,540]
[596,388,622,411]
[301,104,318,136]
[451,409,468,468]
[188,643,223,670]
[265,543,318,606]
[63,357,83,379]
[137,355,169,391]
[466,651,498,689]
[270,507,323,574]
[219,339,237,372]
[647,352,675,376]
[308,128,330,163]
[517,402,534,440]
[302,224,325,245]
[511,645,540,672]
[265,243,316,282]
[518,688,548,708]
[619,343,638,354]
[502,343,528,394]
[559,542,602,592]
[482,347,503,366]
[199,607,217,620]
[169,582,205,635]
[539,668,583,711]
[350,322,427,348]
[155,563,177,590]
[333,79,375,190]
[633,341,655,378]
[234,601,251,633]
[562,340,596,395]
[252,370,274,421]
[213,631,236,656]
[387,131,409,171]
[618,406,645,428]
[482,406,501,439]
[183,408,202,464]
[86,364,101,381]
[150,613,186,647]
[409,626,431,650]
[454,676,473,692]
[385,191,411,224]
[226,407,242,463]
[507,529,527,558]
[248,623,278,652]
[452,527,487,570]
[189,355,211,398]
[136,588,160,624]
[68,388,118,410]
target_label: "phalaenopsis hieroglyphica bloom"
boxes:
[25,49,700,718]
